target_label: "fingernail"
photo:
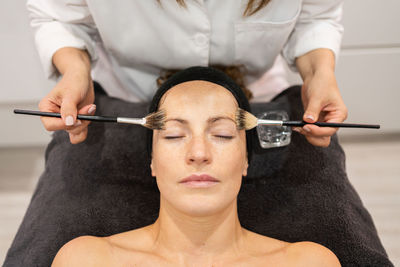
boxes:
[88,104,96,114]
[65,115,74,126]
[305,115,315,121]
[292,127,301,133]
[74,120,82,126]
[303,126,311,132]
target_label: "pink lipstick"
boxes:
[179,174,220,188]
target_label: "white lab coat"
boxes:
[27,0,343,102]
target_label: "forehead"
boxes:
[159,80,238,113]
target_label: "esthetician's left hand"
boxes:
[294,49,348,147]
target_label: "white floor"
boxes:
[0,140,399,265]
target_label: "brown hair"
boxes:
[156,65,253,100]
[156,0,270,17]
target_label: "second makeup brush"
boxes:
[235,108,380,130]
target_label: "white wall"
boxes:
[0,0,54,146]
[1,0,399,147]
[284,0,400,137]
[337,0,400,136]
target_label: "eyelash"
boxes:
[215,135,233,140]
[164,135,233,140]
[164,136,184,139]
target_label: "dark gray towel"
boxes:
[4,86,393,267]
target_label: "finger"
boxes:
[63,104,96,135]
[292,127,305,135]
[72,104,96,130]
[303,124,338,138]
[78,104,96,115]
[303,97,323,123]
[324,102,349,123]
[292,127,331,147]
[69,127,88,144]
[40,115,84,132]
[66,120,87,135]
[325,115,346,124]
[75,118,90,130]
[73,103,96,124]
[38,95,61,112]
[60,94,81,127]
[292,125,336,138]
[38,96,66,131]
[40,117,68,131]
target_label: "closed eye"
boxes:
[164,136,184,139]
[215,135,234,140]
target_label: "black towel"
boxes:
[4,86,393,266]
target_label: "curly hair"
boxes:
[157,65,253,101]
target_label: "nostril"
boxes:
[186,137,212,164]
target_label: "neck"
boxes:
[149,197,245,263]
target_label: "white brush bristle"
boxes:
[144,109,166,130]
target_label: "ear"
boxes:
[150,159,156,177]
[242,157,249,177]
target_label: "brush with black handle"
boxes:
[14,109,166,130]
[235,108,380,130]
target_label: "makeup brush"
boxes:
[235,108,380,130]
[14,109,166,130]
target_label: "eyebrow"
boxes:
[164,116,235,125]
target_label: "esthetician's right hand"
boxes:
[38,48,95,144]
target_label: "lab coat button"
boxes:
[194,33,208,47]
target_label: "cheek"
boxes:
[211,143,246,203]
[213,138,247,177]
[152,140,183,178]
[219,133,247,165]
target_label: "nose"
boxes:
[186,135,212,166]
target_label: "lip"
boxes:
[179,174,220,188]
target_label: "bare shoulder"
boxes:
[106,225,155,251]
[286,241,341,267]
[243,229,289,253]
[51,236,112,267]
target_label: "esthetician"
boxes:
[28,0,346,147]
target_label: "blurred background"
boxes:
[1,0,399,265]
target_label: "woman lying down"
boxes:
[52,66,340,266]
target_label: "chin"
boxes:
[173,194,235,217]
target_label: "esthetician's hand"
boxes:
[38,48,95,144]
[294,49,348,147]
[296,70,348,147]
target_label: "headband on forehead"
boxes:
[149,66,251,113]
[146,66,255,162]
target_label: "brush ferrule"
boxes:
[117,117,145,125]
[257,119,283,126]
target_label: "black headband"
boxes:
[146,66,255,162]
